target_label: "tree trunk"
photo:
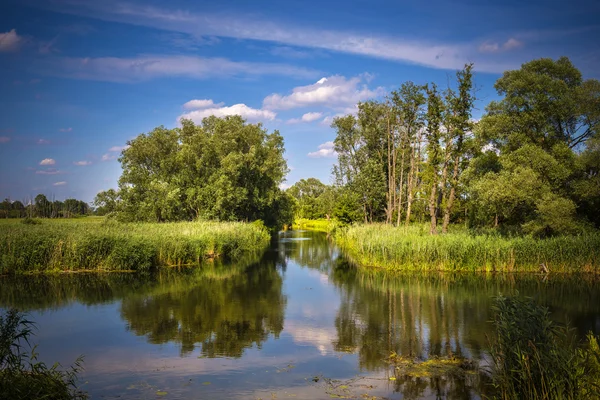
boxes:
[429,181,438,235]
[396,133,406,226]
[442,154,460,233]
[405,142,416,226]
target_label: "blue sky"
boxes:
[1,0,598,203]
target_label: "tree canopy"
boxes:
[95,116,292,228]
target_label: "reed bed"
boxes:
[335,223,600,273]
[0,218,270,274]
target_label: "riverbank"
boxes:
[334,223,600,273]
[0,218,270,274]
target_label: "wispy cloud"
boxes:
[33,1,520,72]
[59,127,73,132]
[36,168,61,175]
[101,153,116,162]
[37,139,51,145]
[0,136,10,143]
[308,141,336,158]
[32,55,318,83]
[39,158,56,166]
[108,145,129,152]
[179,101,276,123]
[0,29,23,52]
[287,112,323,124]
[264,75,384,110]
[53,181,67,186]
[479,38,524,53]
[73,160,92,166]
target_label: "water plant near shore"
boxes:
[0,309,87,399]
[335,223,600,273]
[0,218,270,274]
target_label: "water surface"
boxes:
[1,230,599,399]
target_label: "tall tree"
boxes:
[424,84,444,234]
[442,63,475,233]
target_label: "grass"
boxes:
[0,309,87,399]
[0,218,270,274]
[334,223,600,273]
[292,218,337,233]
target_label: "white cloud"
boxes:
[53,181,67,186]
[33,55,317,83]
[37,139,51,145]
[307,141,337,158]
[36,168,61,175]
[101,153,116,161]
[0,29,23,52]
[179,103,276,123]
[0,136,10,143]
[39,158,56,166]
[183,99,223,109]
[59,127,72,132]
[279,183,291,190]
[479,38,523,53]
[287,112,323,124]
[264,75,384,111]
[35,1,520,73]
[73,160,92,166]
[108,145,129,152]
[503,38,523,50]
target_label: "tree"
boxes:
[472,57,598,235]
[478,57,599,153]
[442,63,475,233]
[93,189,120,216]
[424,84,444,234]
[116,116,289,228]
[287,178,328,219]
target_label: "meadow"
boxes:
[0,217,270,274]
[334,223,600,273]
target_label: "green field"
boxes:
[0,218,270,274]
[334,223,600,273]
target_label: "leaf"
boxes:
[156,391,167,396]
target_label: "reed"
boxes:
[335,223,600,273]
[0,218,270,274]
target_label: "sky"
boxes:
[0,0,599,203]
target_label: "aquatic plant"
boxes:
[489,296,600,399]
[0,309,87,399]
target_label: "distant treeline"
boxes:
[0,194,90,219]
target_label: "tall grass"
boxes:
[335,223,600,272]
[489,296,600,399]
[0,218,270,274]
[0,309,87,399]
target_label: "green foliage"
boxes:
[287,178,333,220]
[0,309,87,399]
[115,116,289,228]
[335,223,600,272]
[489,296,600,399]
[0,218,270,274]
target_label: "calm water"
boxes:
[1,230,600,399]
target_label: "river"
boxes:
[1,230,599,399]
